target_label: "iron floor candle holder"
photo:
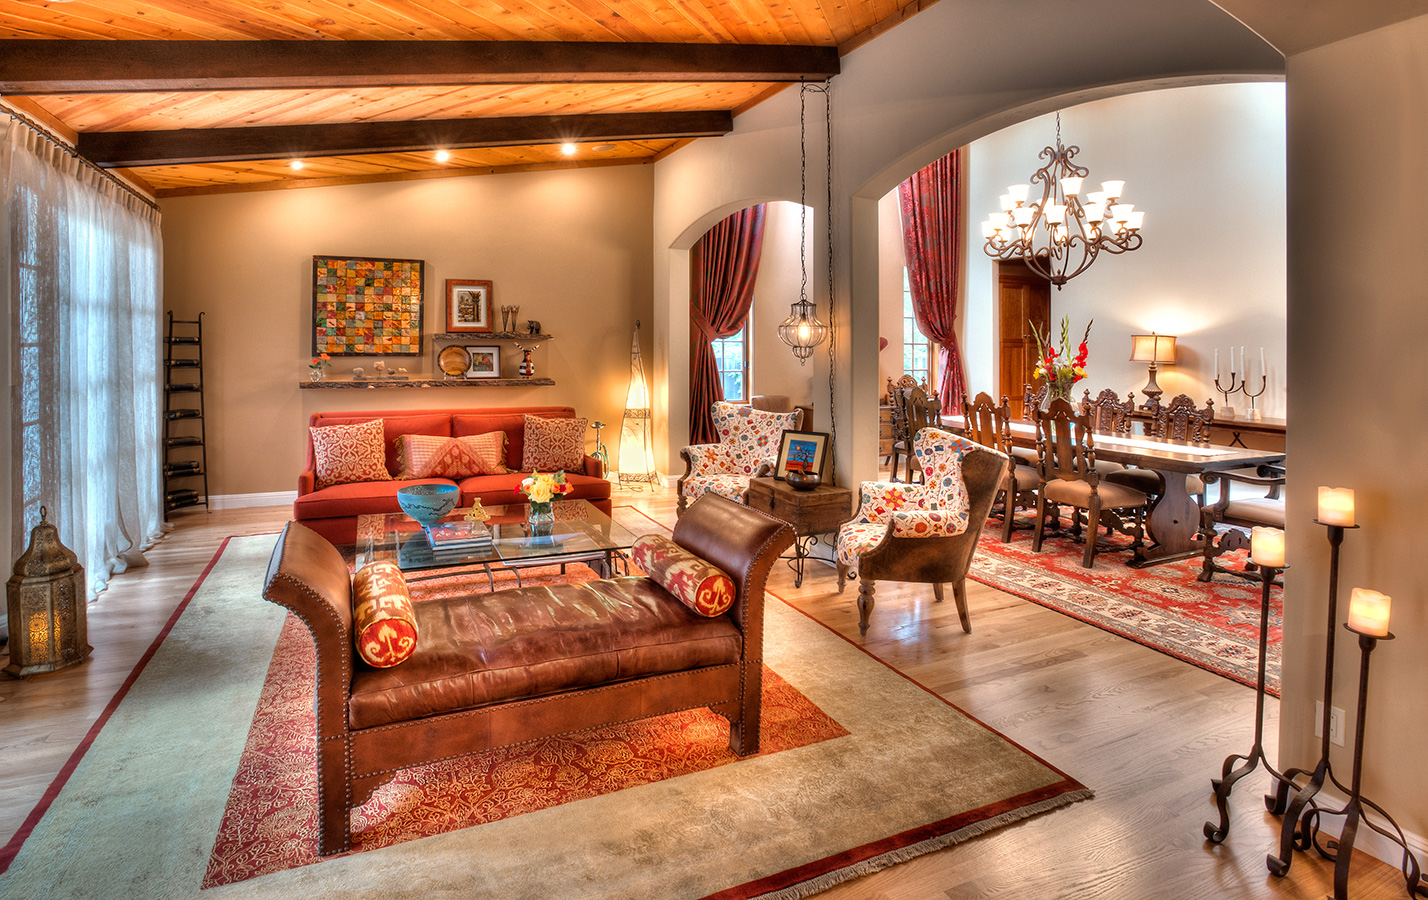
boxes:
[1204,560,1286,844]
[1267,520,1357,876]
[1292,625,1425,900]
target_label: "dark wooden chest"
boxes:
[744,477,853,536]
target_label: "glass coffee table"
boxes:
[349,499,637,589]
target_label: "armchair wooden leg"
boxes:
[951,580,972,633]
[676,492,688,518]
[857,578,876,636]
[932,582,944,602]
[836,563,848,593]
[1000,490,1016,543]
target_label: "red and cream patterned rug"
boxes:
[969,526,1281,695]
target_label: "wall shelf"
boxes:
[300,378,555,390]
[433,331,554,342]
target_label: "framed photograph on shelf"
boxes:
[775,430,829,481]
[445,279,493,333]
[312,255,423,356]
[465,345,501,379]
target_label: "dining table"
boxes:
[948,416,1286,568]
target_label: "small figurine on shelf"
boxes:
[514,342,536,378]
[373,360,388,377]
[351,366,365,379]
[526,320,542,336]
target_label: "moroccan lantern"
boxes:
[5,506,91,677]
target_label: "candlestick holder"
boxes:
[1214,372,1243,418]
[1266,520,1357,874]
[1289,626,1425,899]
[1204,560,1286,843]
[1242,373,1267,420]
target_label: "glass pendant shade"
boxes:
[778,298,828,362]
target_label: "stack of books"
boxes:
[424,522,493,555]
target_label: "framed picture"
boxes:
[445,279,493,333]
[775,430,829,481]
[312,255,423,356]
[465,345,501,379]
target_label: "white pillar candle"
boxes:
[1317,487,1355,526]
[1251,526,1285,568]
[1347,588,1391,637]
[1214,349,1219,379]
[1260,347,1266,378]
[1229,346,1235,375]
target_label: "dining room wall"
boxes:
[959,82,1287,417]
[159,163,655,502]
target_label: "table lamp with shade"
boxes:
[1129,332,1177,406]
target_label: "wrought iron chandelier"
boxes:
[981,114,1144,288]
[778,80,830,362]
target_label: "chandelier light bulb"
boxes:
[1008,184,1031,203]
[1000,193,1016,211]
[1101,180,1125,200]
[1126,211,1145,230]
[1060,176,1084,195]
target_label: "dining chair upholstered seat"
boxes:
[1197,467,1287,582]
[835,427,1007,635]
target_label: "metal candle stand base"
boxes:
[1203,561,1286,844]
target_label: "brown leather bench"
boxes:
[262,494,794,855]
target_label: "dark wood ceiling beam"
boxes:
[0,40,838,94]
[77,111,733,167]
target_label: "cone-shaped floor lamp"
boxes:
[618,321,658,489]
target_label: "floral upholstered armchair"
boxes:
[835,427,1008,636]
[677,400,802,515]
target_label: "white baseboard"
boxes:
[1280,783,1428,874]
[207,490,297,510]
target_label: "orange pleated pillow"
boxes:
[352,561,419,667]
[630,534,736,617]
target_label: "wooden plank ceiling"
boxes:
[0,0,930,197]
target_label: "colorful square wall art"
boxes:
[312,255,424,356]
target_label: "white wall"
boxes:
[959,83,1287,415]
[749,201,820,409]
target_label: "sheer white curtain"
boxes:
[3,117,164,600]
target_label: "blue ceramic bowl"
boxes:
[397,484,459,527]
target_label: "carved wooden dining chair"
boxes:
[1107,393,1214,503]
[886,375,916,482]
[963,391,1037,542]
[1032,397,1149,568]
[1196,466,1287,582]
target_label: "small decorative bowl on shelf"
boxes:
[784,470,821,492]
[397,484,459,526]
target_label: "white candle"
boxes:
[1251,526,1285,568]
[1240,346,1246,377]
[1260,347,1266,378]
[1347,588,1391,637]
[1215,349,1220,379]
[1229,346,1235,375]
[1317,487,1355,526]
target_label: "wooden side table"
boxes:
[744,477,853,587]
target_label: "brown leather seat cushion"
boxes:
[348,577,742,729]
[1043,478,1148,509]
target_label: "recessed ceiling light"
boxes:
[561,143,577,156]
[290,160,305,171]
[593,144,616,152]
[434,149,451,163]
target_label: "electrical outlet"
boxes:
[1329,706,1346,746]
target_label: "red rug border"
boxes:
[0,531,266,876]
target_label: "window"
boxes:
[711,326,750,401]
[902,269,932,387]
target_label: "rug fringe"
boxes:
[753,788,1094,900]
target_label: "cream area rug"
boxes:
[0,529,1090,900]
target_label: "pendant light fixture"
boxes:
[981,113,1144,288]
[778,81,831,362]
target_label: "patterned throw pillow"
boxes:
[352,561,418,667]
[310,418,392,489]
[396,432,507,479]
[630,534,737,617]
[521,415,588,472]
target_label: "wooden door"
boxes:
[998,261,1051,418]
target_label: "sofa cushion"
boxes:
[295,477,456,522]
[347,577,742,729]
[352,561,419,667]
[457,471,610,509]
[311,419,393,489]
[521,414,588,472]
[397,432,507,479]
[630,534,737,617]
[452,407,576,475]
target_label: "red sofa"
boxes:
[295,406,611,545]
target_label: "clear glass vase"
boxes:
[528,501,554,525]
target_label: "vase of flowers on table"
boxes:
[1030,317,1093,410]
[308,353,331,381]
[520,471,573,533]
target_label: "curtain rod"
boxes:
[1,104,160,214]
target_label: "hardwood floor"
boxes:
[0,488,1403,897]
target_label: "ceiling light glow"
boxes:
[434,149,451,163]
[561,143,577,156]
[290,160,305,171]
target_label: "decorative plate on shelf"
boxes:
[438,345,472,377]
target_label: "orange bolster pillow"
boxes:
[630,534,737,617]
[352,561,419,667]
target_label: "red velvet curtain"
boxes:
[689,204,767,444]
[898,152,968,413]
